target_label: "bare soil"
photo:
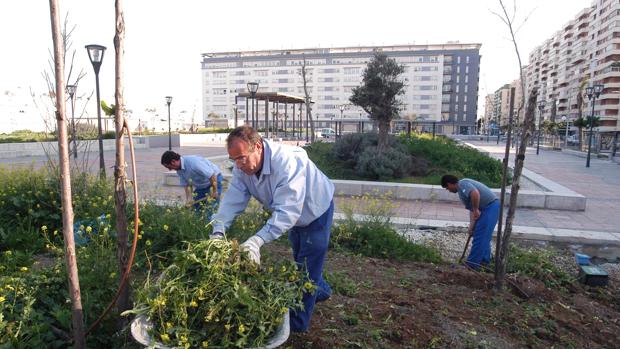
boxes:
[265,244,620,349]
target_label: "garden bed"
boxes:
[264,238,620,349]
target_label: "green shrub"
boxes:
[355,145,412,180]
[403,134,506,187]
[332,193,442,263]
[505,245,572,289]
[332,219,441,263]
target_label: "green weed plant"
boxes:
[129,239,307,349]
[332,192,442,263]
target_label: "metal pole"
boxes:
[432,122,436,139]
[251,96,255,128]
[586,99,596,168]
[94,72,105,178]
[245,97,249,126]
[565,120,569,148]
[265,98,269,138]
[536,110,542,155]
[167,102,172,151]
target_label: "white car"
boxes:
[320,128,337,138]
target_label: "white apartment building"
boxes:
[201,43,481,134]
[526,0,620,152]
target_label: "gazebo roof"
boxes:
[236,92,313,104]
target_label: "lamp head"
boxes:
[85,44,106,65]
[166,96,173,105]
[593,84,604,96]
[538,100,546,111]
[247,82,259,95]
[66,84,77,97]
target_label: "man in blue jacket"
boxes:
[161,150,223,216]
[441,174,499,270]
[211,126,334,333]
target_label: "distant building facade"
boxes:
[526,0,620,152]
[200,43,481,134]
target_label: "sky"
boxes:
[0,0,593,131]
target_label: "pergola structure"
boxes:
[234,91,314,140]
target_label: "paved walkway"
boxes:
[2,139,619,243]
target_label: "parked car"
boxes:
[319,128,336,138]
[567,135,579,145]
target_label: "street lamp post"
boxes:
[561,115,569,148]
[247,82,259,129]
[66,84,77,159]
[339,105,345,137]
[536,100,545,155]
[585,84,604,168]
[166,96,173,150]
[85,44,106,178]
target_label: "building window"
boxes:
[212,71,227,78]
[344,67,361,75]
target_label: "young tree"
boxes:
[299,55,315,142]
[112,0,131,318]
[349,53,405,152]
[48,0,86,347]
[491,0,537,291]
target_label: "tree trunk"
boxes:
[377,118,390,152]
[495,89,538,290]
[113,0,130,318]
[300,55,315,143]
[48,1,86,347]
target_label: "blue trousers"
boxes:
[467,200,500,270]
[288,200,334,332]
[193,174,223,219]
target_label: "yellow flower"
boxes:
[280,265,287,273]
[79,225,85,231]
[280,306,288,314]
[163,224,169,231]
[138,234,143,240]
[53,230,58,236]
[201,341,209,348]
[224,324,231,331]
[160,333,170,342]
[165,322,173,329]
[303,281,314,291]
[41,225,48,232]
[20,267,29,272]
[268,266,274,273]
[0,296,5,303]
[180,335,188,343]
[189,300,198,308]
[145,240,152,247]
[85,226,93,233]
[4,251,12,256]
[106,213,111,220]
[237,324,246,334]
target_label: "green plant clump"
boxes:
[505,245,573,289]
[130,239,308,348]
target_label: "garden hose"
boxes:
[86,119,140,335]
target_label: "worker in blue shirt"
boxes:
[210,126,335,333]
[441,174,500,270]
[161,150,223,216]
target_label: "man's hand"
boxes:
[209,231,224,240]
[211,190,218,199]
[472,208,481,221]
[240,235,264,265]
